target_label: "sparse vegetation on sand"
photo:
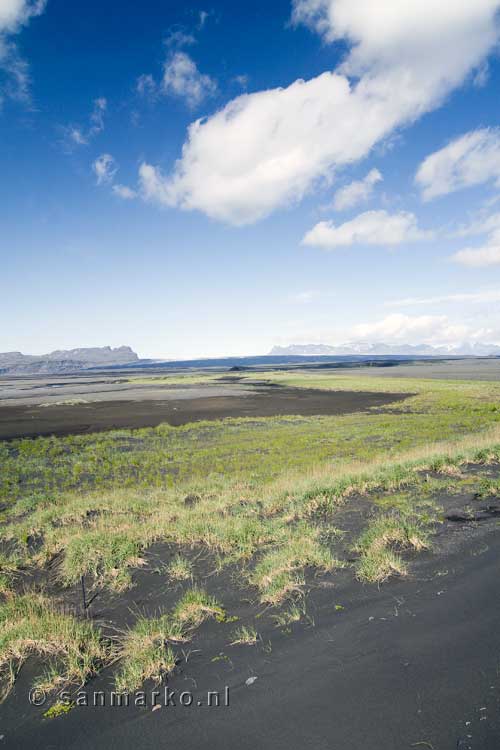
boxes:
[354,515,430,583]
[167,554,194,581]
[116,588,224,692]
[230,624,258,646]
[0,592,108,698]
[2,372,500,695]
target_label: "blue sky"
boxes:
[2,0,500,358]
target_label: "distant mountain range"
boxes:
[270,342,500,357]
[0,346,139,375]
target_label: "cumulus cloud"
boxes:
[93,154,117,185]
[162,51,217,107]
[0,0,46,106]
[302,210,431,249]
[416,128,500,200]
[351,313,493,346]
[135,1,500,225]
[332,168,382,211]
[452,236,500,267]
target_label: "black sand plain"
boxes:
[0,378,409,439]
[2,360,500,749]
[3,472,500,750]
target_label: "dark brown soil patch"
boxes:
[0,387,410,439]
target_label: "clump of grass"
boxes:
[355,515,430,583]
[0,592,107,699]
[250,525,338,605]
[474,478,500,499]
[116,587,226,692]
[173,587,226,627]
[273,598,308,629]
[115,614,183,693]
[61,531,144,591]
[167,554,193,581]
[230,625,259,646]
[230,625,258,646]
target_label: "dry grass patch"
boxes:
[0,592,108,699]
[116,587,225,692]
[355,515,430,583]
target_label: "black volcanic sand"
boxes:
[0,387,410,439]
[4,480,500,749]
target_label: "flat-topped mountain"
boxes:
[0,346,139,375]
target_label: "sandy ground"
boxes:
[4,496,500,749]
[0,379,409,439]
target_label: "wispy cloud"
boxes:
[289,290,322,304]
[0,0,47,108]
[385,290,500,307]
[93,154,117,185]
[136,20,215,107]
[333,169,382,211]
[162,51,217,108]
[451,237,500,267]
[112,184,137,200]
[164,29,196,49]
[62,97,107,149]
[416,128,500,201]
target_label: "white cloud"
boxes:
[452,237,500,267]
[63,98,107,148]
[416,128,500,200]
[0,0,45,33]
[0,0,46,105]
[162,52,216,107]
[136,73,157,98]
[454,209,500,238]
[234,74,249,89]
[93,154,117,185]
[351,312,493,346]
[164,29,196,48]
[198,11,210,30]
[112,184,137,200]
[139,1,500,225]
[332,168,382,211]
[385,290,500,307]
[302,210,431,249]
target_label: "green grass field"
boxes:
[2,370,500,699]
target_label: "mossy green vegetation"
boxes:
[2,375,500,504]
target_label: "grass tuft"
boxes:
[167,554,193,581]
[116,587,225,692]
[0,592,107,699]
[230,625,258,646]
[355,515,430,583]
